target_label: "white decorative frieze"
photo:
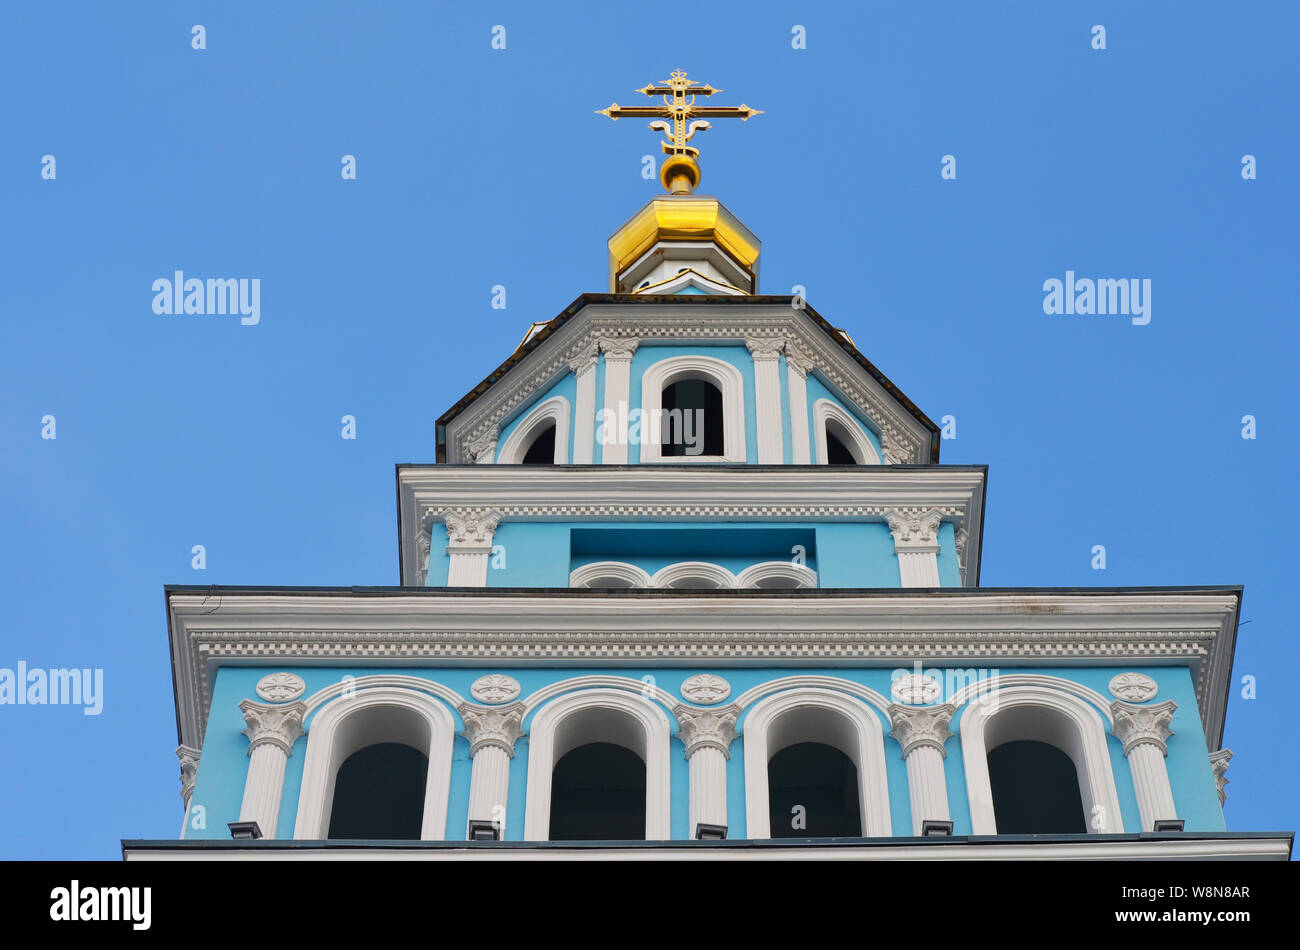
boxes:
[470,674,521,705]
[675,706,739,759]
[680,674,731,705]
[459,703,526,758]
[890,673,942,706]
[1108,672,1158,703]
[888,703,956,759]
[239,699,306,756]
[1209,749,1232,807]
[1110,700,1177,756]
[255,672,306,703]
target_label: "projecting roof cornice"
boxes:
[395,464,988,586]
[435,296,940,465]
[165,585,1240,755]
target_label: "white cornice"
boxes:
[396,465,986,586]
[441,303,936,467]
[124,834,1294,861]
[167,587,1239,755]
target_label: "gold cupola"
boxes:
[597,70,762,294]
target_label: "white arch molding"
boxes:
[813,398,880,464]
[568,559,817,589]
[293,687,457,840]
[523,688,674,841]
[639,354,747,463]
[496,395,571,464]
[959,685,1125,835]
[742,687,892,839]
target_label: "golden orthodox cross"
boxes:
[596,69,762,193]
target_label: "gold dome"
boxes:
[607,194,760,293]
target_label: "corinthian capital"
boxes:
[885,507,944,551]
[1110,700,1177,756]
[745,336,786,361]
[880,430,911,466]
[598,336,639,361]
[675,706,739,759]
[239,699,306,756]
[888,703,956,759]
[568,344,599,376]
[464,427,499,464]
[1209,749,1233,807]
[784,347,814,378]
[458,703,525,758]
[176,744,201,802]
[440,507,503,548]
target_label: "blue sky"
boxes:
[1,1,1296,858]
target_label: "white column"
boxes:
[237,699,306,839]
[886,508,944,587]
[746,337,785,464]
[785,348,812,464]
[459,703,525,838]
[176,744,200,839]
[570,346,599,464]
[441,508,502,587]
[889,703,955,834]
[598,337,638,464]
[1111,700,1179,831]
[676,707,738,835]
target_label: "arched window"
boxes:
[988,740,1086,834]
[958,683,1124,834]
[327,742,429,839]
[523,689,672,840]
[520,424,556,464]
[813,398,880,465]
[569,560,818,589]
[640,356,747,463]
[661,378,724,457]
[497,395,570,464]
[768,742,862,837]
[549,742,647,840]
[293,687,456,840]
[742,688,892,838]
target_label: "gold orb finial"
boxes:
[596,70,762,195]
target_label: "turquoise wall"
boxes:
[185,663,1222,843]
[438,519,909,588]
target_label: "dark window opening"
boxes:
[521,424,556,464]
[768,742,861,838]
[826,429,857,464]
[988,740,1086,834]
[328,742,428,840]
[549,742,646,840]
[661,379,723,456]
